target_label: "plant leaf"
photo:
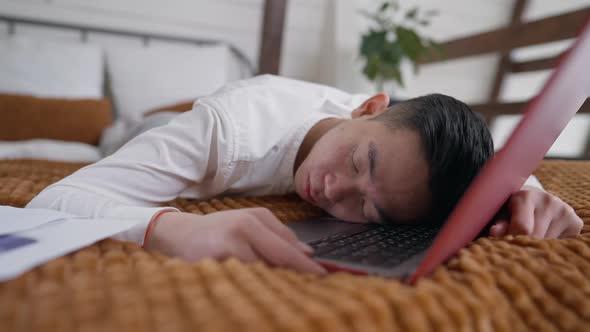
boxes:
[380,63,403,87]
[358,2,438,86]
[360,30,387,57]
[405,7,418,19]
[382,41,403,66]
[395,26,424,60]
[363,54,381,81]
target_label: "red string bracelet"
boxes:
[142,209,175,248]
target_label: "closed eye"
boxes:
[351,145,369,221]
[351,145,359,174]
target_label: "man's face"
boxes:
[293,115,431,224]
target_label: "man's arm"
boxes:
[27,104,231,245]
[144,209,326,275]
[26,102,327,274]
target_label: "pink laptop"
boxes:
[289,18,590,283]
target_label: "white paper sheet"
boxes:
[0,208,141,281]
[0,206,75,235]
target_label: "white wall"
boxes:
[281,0,331,81]
[0,0,261,57]
[0,0,331,82]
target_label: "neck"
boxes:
[293,117,344,176]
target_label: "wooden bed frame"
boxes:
[258,0,287,75]
[418,4,590,157]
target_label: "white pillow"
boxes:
[105,43,230,122]
[0,37,103,98]
[0,139,102,163]
[99,112,180,156]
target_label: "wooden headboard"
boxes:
[259,0,287,75]
[419,4,590,123]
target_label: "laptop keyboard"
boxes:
[309,224,439,268]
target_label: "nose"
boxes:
[324,173,357,204]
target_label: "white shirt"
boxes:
[26,75,370,244]
[26,75,542,245]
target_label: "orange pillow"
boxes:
[0,94,113,145]
[143,100,195,117]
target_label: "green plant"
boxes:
[359,1,443,92]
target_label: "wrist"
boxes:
[143,210,179,250]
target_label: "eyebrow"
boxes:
[368,141,377,182]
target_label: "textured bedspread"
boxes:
[1,159,589,332]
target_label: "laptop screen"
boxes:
[410,18,590,283]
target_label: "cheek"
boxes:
[325,202,365,223]
[309,141,351,172]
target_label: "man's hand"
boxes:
[489,187,583,239]
[144,208,327,275]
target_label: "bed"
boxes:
[1,158,590,331]
[0,12,260,162]
[2,4,590,332]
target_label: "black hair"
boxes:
[374,93,494,225]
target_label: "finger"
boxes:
[489,220,509,237]
[541,202,582,238]
[248,208,312,254]
[558,211,584,238]
[544,216,568,239]
[561,222,584,238]
[233,242,263,263]
[295,242,314,256]
[531,208,552,238]
[507,197,535,236]
[243,220,327,275]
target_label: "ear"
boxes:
[351,93,390,119]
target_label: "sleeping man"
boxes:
[26,75,583,275]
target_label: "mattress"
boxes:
[1,159,589,331]
[0,140,102,163]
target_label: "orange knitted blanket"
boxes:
[1,159,589,332]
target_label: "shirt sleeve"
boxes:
[26,104,233,245]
